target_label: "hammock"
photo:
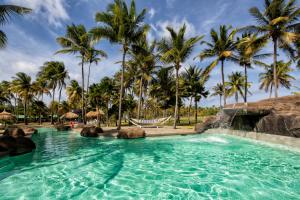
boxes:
[128,116,172,128]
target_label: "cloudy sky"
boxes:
[1,0,300,106]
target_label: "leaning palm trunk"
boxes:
[273,39,278,98]
[173,68,179,129]
[137,76,143,120]
[117,47,127,130]
[235,92,238,103]
[221,60,226,106]
[81,58,86,124]
[87,62,92,94]
[188,97,192,125]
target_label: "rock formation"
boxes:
[80,126,103,137]
[117,128,146,139]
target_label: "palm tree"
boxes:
[259,60,295,98]
[84,47,107,94]
[130,37,157,119]
[0,4,31,48]
[31,100,48,125]
[234,33,270,103]
[91,0,148,130]
[149,67,176,118]
[56,24,91,124]
[198,25,236,106]
[33,78,51,101]
[158,24,203,128]
[226,72,247,103]
[211,83,224,108]
[37,61,66,124]
[182,65,209,124]
[11,72,33,125]
[244,0,300,98]
[66,80,82,109]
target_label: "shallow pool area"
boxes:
[0,128,300,199]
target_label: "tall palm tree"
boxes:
[234,33,270,103]
[56,24,91,124]
[182,65,209,124]
[66,80,82,109]
[226,72,247,103]
[149,67,176,117]
[259,60,295,98]
[91,0,148,130]
[198,25,236,106]
[0,4,31,48]
[130,37,157,119]
[211,83,224,108]
[244,0,300,98]
[37,61,66,124]
[33,77,51,101]
[31,100,48,125]
[84,47,107,94]
[158,24,203,128]
[11,72,33,125]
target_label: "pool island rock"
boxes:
[195,95,300,138]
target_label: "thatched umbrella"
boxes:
[63,112,79,120]
[0,110,16,127]
[86,110,104,119]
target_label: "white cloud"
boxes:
[155,17,197,38]
[148,8,156,19]
[7,0,69,27]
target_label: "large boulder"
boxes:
[0,136,17,153]
[290,116,300,137]
[3,128,25,138]
[55,125,71,131]
[0,134,36,157]
[195,116,218,133]
[23,127,38,136]
[80,127,103,137]
[117,128,146,139]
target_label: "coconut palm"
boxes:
[130,37,157,119]
[259,60,295,98]
[37,61,67,124]
[0,4,31,48]
[182,65,209,124]
[84,47,107,94]
[244,0,300,98]
[11,72,33,125]
[31,100,48,125]
[56,24,91,124]
[234,33,270,103]
[33,78,51,101]
[226,72,247,103]
[158,24,203,128]
[211,83,224,108]
[91,0,148,130]
[149,67,176,117]
[198,25,236,106]
[66,80,82,109]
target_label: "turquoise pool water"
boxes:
[0,128,300,199]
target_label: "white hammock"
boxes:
[128,116,172,128]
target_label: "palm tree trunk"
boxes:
[87,62,91,94]
[244,64,248,103]
[194,96,198,124]
[24,99,27,125]
[96,106,100,127]
[51,87,55,125]
[188,96,192,125]
[235,92,238,103]
[81,58,86,124]
[137,76,143,120]
[58,87,62,123]
[273,39,278,98]
[173,68,179,129]
[117,46,127,130]
[269,84,273,99]
[107,101,109,127]
[221,60,226,106]
[219,95,222,109]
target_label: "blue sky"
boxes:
[1,0,300,106]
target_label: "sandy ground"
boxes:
[73,126,197,138]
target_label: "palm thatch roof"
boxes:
[0,110,15,121]
[63,112,79,119]
[86,110,104,119]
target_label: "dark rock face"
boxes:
[23,127,38,135]
[0,135,36,157]
[194,116,217,133]
[80,127,103,137]
[117,128,146,139]
[195,95,300,137]
[3,128,25,138]
[55,125,71,131]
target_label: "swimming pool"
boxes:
[0,128,299,199]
